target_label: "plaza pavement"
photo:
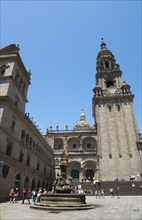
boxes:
[0,196,142,220]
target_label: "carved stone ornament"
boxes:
[0,63,10,75]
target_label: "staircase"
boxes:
[71,181,142,196]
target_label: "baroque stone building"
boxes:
[0,45,54,200]
[0,40,142,201]
[45,39,142,182]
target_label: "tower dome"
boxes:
[96,38,118,73]
[76,110,91,131]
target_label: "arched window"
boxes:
[54,139,63,150]
[58,144,63,149]
[19,151,24,162]
[36,144,38,152]
[55,159,60,166]
[26,156,30,166]
[108,106,112,112]
[11,120,15,130]
[85,169,94,181]
[87,143,91,149]
[21,129,26,140]
[106,81,114,88]
[117,105,120,111]
[15,174,20,189]
[44,166,46,175]
[36,163,40,171]
[50,171,52,177]
[71,170,79,182]
[26,134,29,144]
[105,61,109,69]
[29,137,33,146]
[6,143,13,156]
[33,141,35,149]
[24,176,29,188]
[72,143,77,148]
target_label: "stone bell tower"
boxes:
[92,39,141,181]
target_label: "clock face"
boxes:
[108,88,116,94]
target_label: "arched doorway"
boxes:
[71,170,79,182]
[24,176,29,189]
[46,183,48,190]
[15,174,20,189]
[42,181,45,189]
[85,169,94,180]
[37,180,41,190]
[31,178,35,190]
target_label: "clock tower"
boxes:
[92,39,141,180]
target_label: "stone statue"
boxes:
[53,151,72,193]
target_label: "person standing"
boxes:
[26,188,31,204]
[32,189,37,204]
[13,188,19,203]
[132,182,136,191]
[21,188,27,204]
[116,186,120,198]
[109,187,114,198]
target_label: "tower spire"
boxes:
[101,37,106,48]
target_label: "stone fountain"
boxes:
[30,151,92,211]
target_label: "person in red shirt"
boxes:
[9,188,14,203]
[21,188,27,204]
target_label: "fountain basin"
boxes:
[30,193,93,211]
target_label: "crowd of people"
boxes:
[73,184,120,199]
[9,187,47,204]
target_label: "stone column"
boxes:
[79,136,83,151]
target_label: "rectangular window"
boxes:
[11,120,15,130]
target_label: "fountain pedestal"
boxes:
[30,152,92,211]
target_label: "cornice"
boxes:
[93,93,134,104]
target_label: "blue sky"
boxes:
[1,0,141,133]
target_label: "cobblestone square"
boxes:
[1,196,142,220]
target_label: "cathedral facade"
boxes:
[0,45,54,200]
[0,40,142,200]
[45,39,142,182]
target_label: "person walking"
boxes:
[9,188,14,203]
[101,188,105,199]
[26,188,31,204]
